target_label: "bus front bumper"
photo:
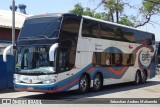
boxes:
[14,83,59,93]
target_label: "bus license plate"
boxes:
[27,87,34,90]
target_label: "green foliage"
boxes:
[104,0,124,13]
[143,1,154,12]
[69,3,108,20]
[69,3,84,15]
[69,3,134,26]
[104,0,124,22]
[69,0,160,27]
[119,16,134,27]
[83,7,95,16]
[142,0,160,13]
[94,12,108,20]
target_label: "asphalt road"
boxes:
[0,75,160,104]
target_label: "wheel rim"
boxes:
[80,76,87,91]
[94,74,101,89]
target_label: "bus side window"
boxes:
[95,52,101,67]
[92,52,96,66]
[114,53,122,66]
[122,54,135,66]
[82,19,99,38]
[59,15,80,72]
[111,53,115,66]
[122,54,129,66]
[92,52,101,67]
[101,53,111,66]
[127,54,132,65]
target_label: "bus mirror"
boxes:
[49,43,58,61]
[3,45,13,62]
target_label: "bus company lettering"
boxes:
[95,44,103,51]
[29,48,46,53]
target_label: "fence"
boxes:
[0,55,14,89]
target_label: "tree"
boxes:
[96,0,160,27]
[103,0,124,23]
[69,2,132,26]
[69,3,84,15]
[92,0,136,26]
[119,15,134,27]
[69,3,108,20]
[134,0,160,27]
[69,0,160,28]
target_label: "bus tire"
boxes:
[134,71,141,84]
[93,73,103,91]
[79,74,89,93]
[141,71,147,84]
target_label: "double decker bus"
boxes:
[3,13,156,93]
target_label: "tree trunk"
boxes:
[116,0,119,23]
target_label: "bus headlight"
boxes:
[43,79,56,84]
[13,74,21,83]
[13,78,21,83]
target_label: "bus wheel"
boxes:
[135,71,141,84]
[93,73,102,91]
[79,74,89,93]
[141,71,147,84]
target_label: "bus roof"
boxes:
[26,13,81,20]
[82,15,154,36]
[25,13,154,36]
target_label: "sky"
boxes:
[0,0,160,41]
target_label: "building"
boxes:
[0,9,29,53]
[0,9,29,89]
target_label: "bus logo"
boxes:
[29,79,32,83]
[23,77,29,81]
[141,50,151,66]
[142,54,150,61]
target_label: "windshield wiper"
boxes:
[37,30,59,39]
[40,71,49,75]
[37,35,48,39]
[19,37,31,41]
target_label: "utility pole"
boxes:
[12,0,15,48]
[12,0,16,73]
[2,0,16,62]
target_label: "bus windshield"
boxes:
[19,16,62,40]
[16,46,56,74]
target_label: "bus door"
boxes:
[57,50,70,91]
[57,15,81,91]
[57,41,78,89]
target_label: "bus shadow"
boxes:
[18,80,160,100]
[0,88,18,94]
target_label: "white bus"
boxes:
[3,13,156,93]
